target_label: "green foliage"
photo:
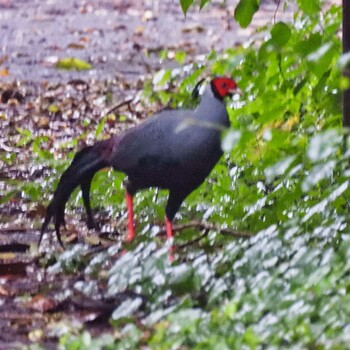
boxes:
[270,22,291,48]
[297,0,321,16]
[179,0,211,14]
[179,0,262,27]
[59,332,115,350]
[180,0,195,14]
[234,0,260,28]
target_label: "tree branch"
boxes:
[158,220,253,239]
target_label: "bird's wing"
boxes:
[111,109,193,171]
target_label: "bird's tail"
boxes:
[39,139,114,247]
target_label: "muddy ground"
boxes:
[0,0,294,83]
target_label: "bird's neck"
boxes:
[194,88,230,127]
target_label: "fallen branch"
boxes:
[177,231,209,250]
[158,220,253,239]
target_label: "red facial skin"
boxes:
[211,77,238,99]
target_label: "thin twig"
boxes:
[106,98,135,116]
[177,230,210,249]
[158,220,253,239]
[273,0,281,24]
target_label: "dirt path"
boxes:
[0,0,293,83]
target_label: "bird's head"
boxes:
[211,76,238,100]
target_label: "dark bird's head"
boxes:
[211,76,238,100]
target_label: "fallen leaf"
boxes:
[35,116,50,128]
[0,285,9,296]
[182,25,205,33]
[0,252,16,260]
[142,10,154,21]
[0,261,28,276]
[134,26,145,35]
[0,68,9,76]
[67,43,85,49]
[27,294,58,312]
[28,328,44,342]
[56,57,92,71]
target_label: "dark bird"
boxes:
[39,76,238,251]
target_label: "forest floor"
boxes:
[0,0,294,83]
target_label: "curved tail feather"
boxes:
[39,139,113,247]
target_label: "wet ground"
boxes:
[0,0,295,83]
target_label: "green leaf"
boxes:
[302,181,349,222]
[264,156,296,183]
[200,0,210,9]
[153,69,172,86]
[234,0,259,28]
[95,116,106,138]
[16,127,33,146]
[297,0,320,16]
[48,104,60,113]
[56,57,92,71]
[169,264,197,295]
[294,33,322,57]
[302,160,336,192]
[307,130,342,162]
[243,327,260,347]
[174,51,187,65]
[0,190,17,204]
[306,43,335,78]
[111,298,143,323]
[307,43,332,62]
[338,52,350,70]
[180,0,195,15]
[270,22,291,48]
[222,130,241,152]
[168,309,204,331]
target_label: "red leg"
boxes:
[165,216,173,239]
[125,192,135,243]
[165,216,174,262]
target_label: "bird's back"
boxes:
[110,86,229,193]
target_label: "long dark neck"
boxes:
[194,85,230,128]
